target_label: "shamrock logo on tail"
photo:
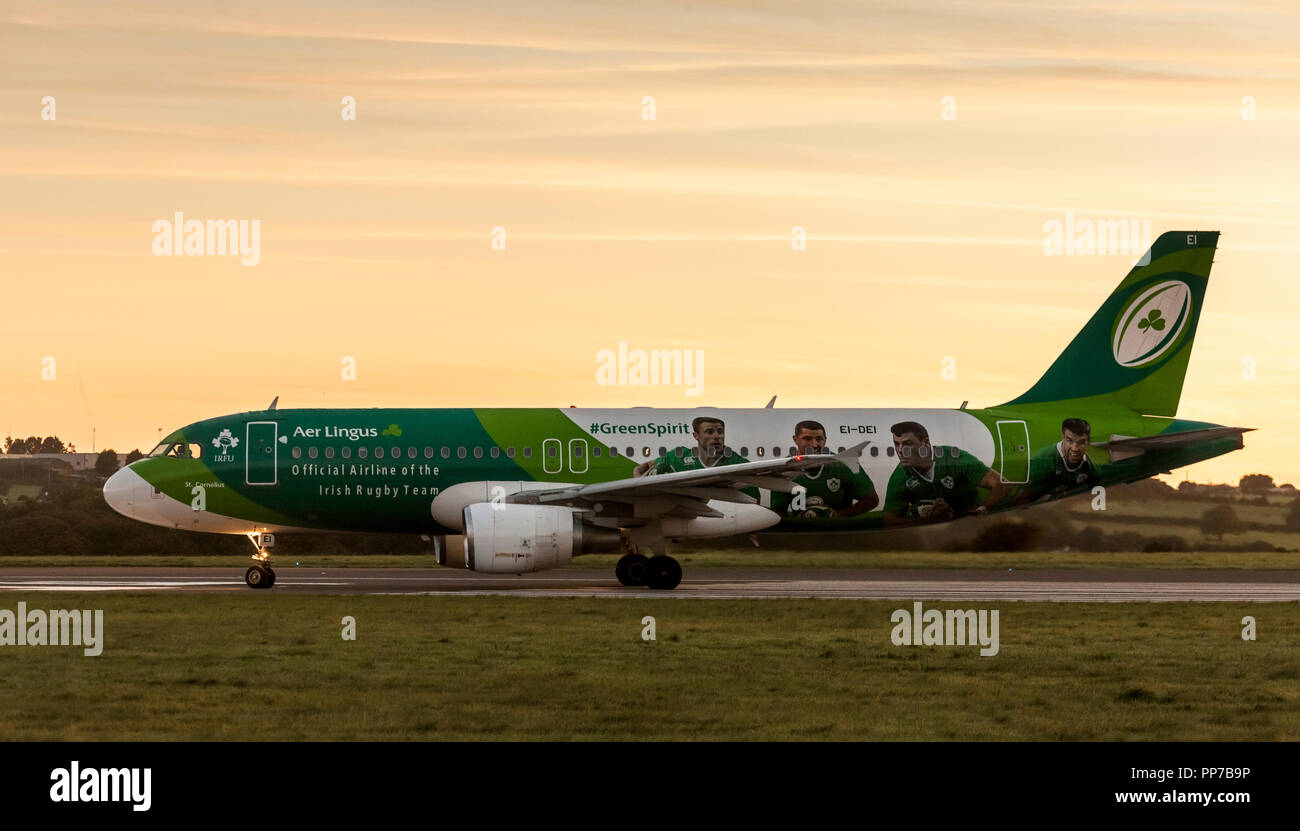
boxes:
[1137,309,1166,333]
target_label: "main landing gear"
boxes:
[615,542,682,590]
[244,532,276,589]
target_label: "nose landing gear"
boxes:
[244,532,276,589]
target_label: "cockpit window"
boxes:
[148,442,201,459]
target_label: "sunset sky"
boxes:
[2,1,1297,485]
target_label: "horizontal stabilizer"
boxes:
[1094,427,1252,462]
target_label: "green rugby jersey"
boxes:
[651,446,754,499]
[651,446,746,474]
[1026,442,1101,499]
[883,445,989,517]
[771,461,877,515]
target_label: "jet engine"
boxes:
[461,503,620,573]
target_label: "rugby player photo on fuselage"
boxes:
[1015,417,1104,504]
[769,420,879,519]
[882,420,1008,526]
[633,416,747,476]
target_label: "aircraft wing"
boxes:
[511,443,868,519]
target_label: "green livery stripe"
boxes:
[132,456,306,526]
[473,408,637,483]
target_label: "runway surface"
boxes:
[0,567,1296,601]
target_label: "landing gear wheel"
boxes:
[245,566,274,589]
[616,553,649,587]
[644,555,682,590]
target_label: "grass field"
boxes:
[1053,517,1300,551]
[1061,500,1289,525]
[2,549,1299,569]
[1,593,1295,740]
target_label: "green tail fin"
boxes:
[999,230,1219,417]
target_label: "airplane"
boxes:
[104,230,1250,590]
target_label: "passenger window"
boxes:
[506,447,516,459]
[659,446,667,456]
[342,446,351,459]
[546,444,557,458]
[887,446,895,457]
[870,446,878,457]
[740,446,748,456]
[292,447,302,459]
[592,446,601,458]
[308,447,319,459]
[625,447,634,457]
[424,447,434,459]
[523,446,532,458]
[642,447,650,457]
[772,447,781,457]
[789,446,797,457]
[375,447,385,459]
[573,445,584,458]
[608,446,618,457]
[757,446,765,457]
[408,447,417,459]
[358,447,368,459]
[473,447,483,459]
[325,447,335,459]
[457,447,467,459]
[490,446,500,459]
[441,447,450,459]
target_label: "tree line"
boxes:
[4,435,76,454]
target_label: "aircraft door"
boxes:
[995,420,1030,484]
[246,421,279,486]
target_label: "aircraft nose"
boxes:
[103,466,144,518]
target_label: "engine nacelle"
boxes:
[431,481,574,531]
[462,503,619,573]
